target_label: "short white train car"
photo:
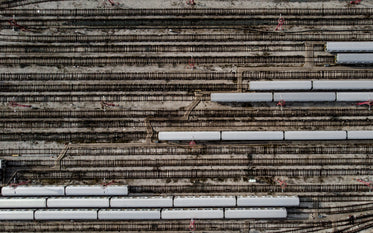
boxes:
[98,209,161,220]
[249,81,311,90]
[237,196,299,207]
[225,208,287,219]
[326,42,373,53]
[65,185,128,196]
[0,198,46,208]
[336,53,373,64]
[110,196,173,208]
[161,208,224,219]
[34,209,97,220]
[1,186,65,196]
[173,196,236,207]
[284,131,346,140]
[211,93,273,102]
[222,131,284,141]
[47,197,109,208]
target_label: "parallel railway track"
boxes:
[15,168,373,180]
[1,118,372,130]
[1,32,373,43]
[1,108,371,119]
[0,55,309,66]
[6,157,373,168]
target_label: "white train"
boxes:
[211,91,373,102]
[1,185,128,196]
[159,130,373,141]
[326,42,373,53]
[0,208,287,220]
[249,80,373,91]
[0,195,300,209]
[336,54,373,64]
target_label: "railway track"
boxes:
[0,43,311,54]
[0,92,194,102]
[15,167,373,180]
[1,83,236,92]
[2,18,372,30]
[1,32,373,43]
[6,157,373,168]
[0,55,309,66]
[59,143,373,156]
[3,8,373,16]
[3,141,373,157]
[1,118,372,130]
[0,70,371,82]
[0,72,235,81]
[0,131,146,142]
[1,108,371,119]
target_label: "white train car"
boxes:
[65,185,128,196]
[173,196,236,207]
[158,131,220,141]
[34,209,97,220]
[285,131,346,140]
[0,210,34,220]
[47,197,109,208]
[211,93,273,102]
[326,42,373,53]
[336,92,373,101]
[249,81,311,90]
[336,53,373,64]
[274,92,336,102]
[0,198,46,208]
[1,186,65,196]
[98,209,161,220]
[313,81,373,90]
[161,208,224,219]
[222,131,283,141]
[347,131,373,140]
[225,208,287,219]
[237,196,299,207]
[110,196,173,208]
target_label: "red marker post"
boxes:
[275,15,285,31]
[277,179,287,192]
[277,100,286,111]
[356,100,373,111]
[189,219,196,232]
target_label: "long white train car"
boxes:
[0,210,34,220]
[225,208,287,219]
[273,92,336,102]
[34,209,97,220]
[99,209,161,220]
[336,92,373,101]
[173,196,236,207]
[284,131,346,140]
[336,54,373,64]
[211,93,273,102]
[249,81,312,90]
[347,131,373,140]
[161,208,224,219]
[237,196,299,207]
[313,81,373,90]
[110,197,173,208]
[158,131,220,141]
[326,42,373,52]
[0,198,46,208]
[65,185,128,196]
[1,186,65,196]
[222,131,283,141]
[47,197,109,208]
